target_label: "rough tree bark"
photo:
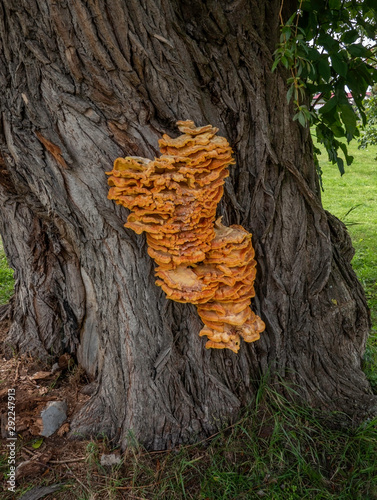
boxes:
[0,0,375,449]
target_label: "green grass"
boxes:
[318,139,377,390]
[0,239,14,305]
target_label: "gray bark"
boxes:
[0,0,375,450]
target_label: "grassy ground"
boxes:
[318,138,377,390]
[6,381,377,500]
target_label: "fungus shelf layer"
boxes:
[106,120,265,353]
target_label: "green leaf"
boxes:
[302,106,313,122]
[329,0,341,9]
[299,114,306,127]
[298,85,306,100]
[318,57,331,82]
[336,157,345,175]
[342,29,359,44]
[32,438,44,449]
[339,104,357,136]
[317,33,339,52]
[306,47,321,61]
[280,26,292,42]
[331,54,348,78]
[357,63,376,87]
[281,56,288,68]
[364,23,377,40]
[339,142,354,166]
[295,110,307,127]
[348,44,371,58]
[319,96,338,115]
[271,58,280,72]
[286,12,298,25]
[287,85,295,103]
[330,121,345,137]
[359,109,367,127]
[347,69,366,97]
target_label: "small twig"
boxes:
[49,457,86,464]
[13,359,21,384]
[279,0,284,25]
[115,481,164,491]
[295,0,303,37]
[22,447,35,456]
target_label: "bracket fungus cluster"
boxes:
[106,121,265,353]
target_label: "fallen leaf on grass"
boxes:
[31,437,44,449]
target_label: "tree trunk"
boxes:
[0,0,375,449]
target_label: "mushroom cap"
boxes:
[176,120,219,135]
[199,325,241,353]
[156,266,204,292]
[197,305,252,326]
[197,298,251,316]
[204,339,241,353]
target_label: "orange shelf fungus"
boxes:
[106,121,265,353]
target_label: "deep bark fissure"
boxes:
[0,0,375,450]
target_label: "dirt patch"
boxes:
[0,318,108,499]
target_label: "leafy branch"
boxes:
[273,0,377,175]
